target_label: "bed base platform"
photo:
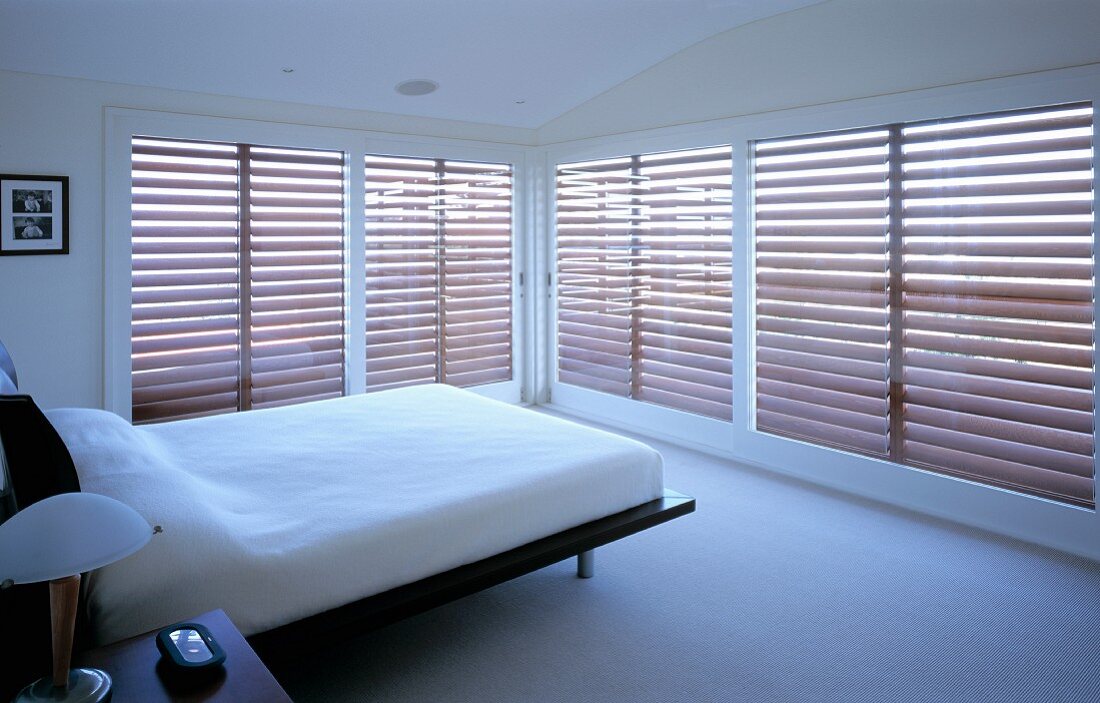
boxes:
[248,490,694,663]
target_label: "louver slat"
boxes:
[364,155,513,392]
[556,146,733,420]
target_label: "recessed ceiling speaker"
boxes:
[395,79,439,96]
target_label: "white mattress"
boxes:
[47,384,663,645]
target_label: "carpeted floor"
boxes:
[280,412,1100,703]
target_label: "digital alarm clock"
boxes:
[155,622,226,676]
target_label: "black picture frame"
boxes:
[0,174,69,256]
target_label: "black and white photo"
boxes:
[0,174,68,255]
[11,189,53,214]
[11,216,52,240]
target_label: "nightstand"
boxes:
[73,609,291,702]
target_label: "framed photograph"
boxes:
[0,174,69,255]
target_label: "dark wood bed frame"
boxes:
[250,490,694,663]
[0,338,695,674]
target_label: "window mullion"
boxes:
[629,154,643,400]
[238,143,253,412]
[435,158,447,384]
[886,126,905,462]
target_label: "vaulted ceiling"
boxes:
[0,0,824,128]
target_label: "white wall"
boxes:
[537,0,1100,142]
[0,69,536,410]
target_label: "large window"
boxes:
[555,146,734,420]
[130,137,346,423]
[364,155,513,391]
[754,103,1095,506]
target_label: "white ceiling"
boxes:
[0,0,824,129]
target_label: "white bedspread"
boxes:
[47,385,663,645]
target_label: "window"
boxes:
[131,137,346,423]
[754,102,1095,506]
[555,146,734,420]
[364,155,513,391]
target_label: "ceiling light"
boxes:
[395,79,439,96]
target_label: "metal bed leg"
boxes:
[577,550,594,578]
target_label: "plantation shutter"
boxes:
[131,137,346,423]
[899,103,1095,506]
[755,102,1095,507]
[364,155,513,391]
[753,129,891,455]
[131,137,242,423]
[440,161,514,386]
[556,145,733,420]
[246,146,346,409]
[556,156,634,397]
[363,156,439,390]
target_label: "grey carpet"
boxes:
[280,413,1100,703]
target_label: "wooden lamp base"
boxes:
[14,575,113,703]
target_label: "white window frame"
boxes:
[537,64,1100,561]
[105,108,530,420]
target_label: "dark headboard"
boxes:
[0,336,19,517]
[0,396,82,511]
[0,338,80,510]
[0,337,17,395]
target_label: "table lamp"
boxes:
[0,492,153,703]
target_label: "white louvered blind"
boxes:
[754,102,1096,507]
[131,137,346,423]
[363,155,513,392]
[556,145,733,420]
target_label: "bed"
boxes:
[0,339,694,679]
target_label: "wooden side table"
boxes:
[74,609,291,703]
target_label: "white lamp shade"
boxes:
[0,492,151,584]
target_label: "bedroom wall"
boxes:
[0,69,536,410]
[537,0,1100,143]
